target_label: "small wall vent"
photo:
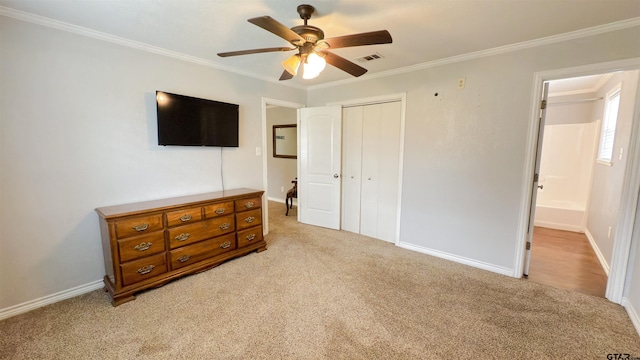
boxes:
[356,53,385,63]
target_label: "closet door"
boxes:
[341,101,402,242]
[360,102,402,242]
[341,107,363,234]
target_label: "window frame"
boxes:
[596,82,622,166]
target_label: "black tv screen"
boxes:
[156,91,239,147]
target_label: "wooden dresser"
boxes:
[96,188,266,306]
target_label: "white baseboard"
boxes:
[622,297,640,336]
[267,196,297,206]
[584,228,610,276]
[267,196,286,204]
[533,220,583,233]
[0,280,104,321]
[396,241,514,277]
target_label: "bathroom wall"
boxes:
[587,70,640,270]
[534,96,599,231]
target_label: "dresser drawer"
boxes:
[120,253,167,286]
[118,231,165,262]
[237,226,263,248]
[115,214,163,239]
[236,209,262,230]
[166,207,203,227]
[168,215,235,249]
[235,197,262,211]
[169,233,236,270]
[203,201,234,218]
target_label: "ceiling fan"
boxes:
[217,4,392,80]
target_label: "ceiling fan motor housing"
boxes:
[291,25,324,44]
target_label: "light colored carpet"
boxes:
[1,201,639,359]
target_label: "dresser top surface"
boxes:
[96,188,263,219]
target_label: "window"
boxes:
[597,83,621,164]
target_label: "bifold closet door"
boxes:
[341,107,364,234]
[342,101,401,242]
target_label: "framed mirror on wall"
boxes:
[273,124,297,158]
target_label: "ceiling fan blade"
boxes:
[279,70,294,81]
[323,30,392,49]
[217,47,295,57]
[322,51,368,77]
[248,16,306,44]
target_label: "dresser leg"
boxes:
[111,293,137,307]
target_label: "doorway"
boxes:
[519,59,640,303]
[261,98,304,235]
[527,73,616,296]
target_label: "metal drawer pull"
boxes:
[179,214,192,222]
[245,216,255,223]
[177,255,191,263]
[175,233,190,241]
[215,208,225,215]
[137,265,155,275]
[219,223,231,230]
[244,201,254,209]
[133,223,149,232]
[246,234,256,241]
[220,241,231,249]
[134,242,152,252]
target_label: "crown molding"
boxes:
[308,17,640,91]
[0,6,307,90]
[2,6,638,92]
[548,72,616,97]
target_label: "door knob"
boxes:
[333,174,339,178]
[537,185,544,190]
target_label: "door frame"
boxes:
[523,82,549,276]
[328,92,407,244]
[516,58,640,303]
[261,97,305,235]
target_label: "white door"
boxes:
[361,102,402,242]
[299,105,342,229]
[523,82,549,276]
[341,101,402,242]
[341,106,363,233]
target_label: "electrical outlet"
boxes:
[608,226,612,239]
[457,78,466,89]
[255,147,261,156]
[619,147,624,160]
[281,186,284,192]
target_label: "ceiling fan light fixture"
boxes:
[282,54,301,76]
[302,66,320,79]
[302,52,326,79]
[314,40,330,51]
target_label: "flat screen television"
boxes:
[156,91,239,147]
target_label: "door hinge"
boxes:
[526,242,531,250]
[540,100,547,110]
[533,173,539,182]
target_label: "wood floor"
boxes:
[527,227,608,297]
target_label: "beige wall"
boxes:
[2,12,640,330]
[587,70,640,268]
[0,17,305,310]
[266,106,298,202]
[307,27,640,273]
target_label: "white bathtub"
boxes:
[534,200,586,232]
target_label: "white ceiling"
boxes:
[2,0,639,87]
[548,73,615,96]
